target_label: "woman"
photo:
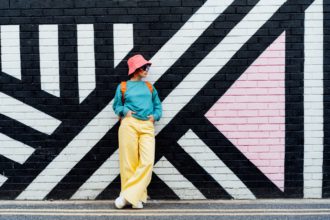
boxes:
[112,54,162,209]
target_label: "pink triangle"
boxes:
[205,32,286,191]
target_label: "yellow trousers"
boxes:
[118,116,155,207]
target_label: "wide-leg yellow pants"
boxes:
[118,115,155,207]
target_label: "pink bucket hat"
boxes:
[127,54,152,75]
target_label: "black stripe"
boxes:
[58,24,79,104]
[322,0,330,198]
[20,24,41,88]
[93,23,114,96]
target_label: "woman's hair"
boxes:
[128,72,135,79]
[129,67,141,79]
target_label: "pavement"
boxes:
[0,199,330,220]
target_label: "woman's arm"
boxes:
[152,85,162,121]
[112,84,130,117]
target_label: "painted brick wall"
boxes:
[0,0,327,200]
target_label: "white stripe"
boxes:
[39,25,60,97]
[156,0,286,134]
[303,0,323,199]
[1,25,21,79]
[178,129,256,199]
[71,151,119,199]
[148,0,234,83]
[20,0,233,200]
[154,157,206,199]
[0,92,61,135]
[77,24,95,103]
[113,24,133,68]
[0,175,7,187]
[0,133,35,164]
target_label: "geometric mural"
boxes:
[0,0,327,201]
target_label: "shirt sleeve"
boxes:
[112,84,130,117]
[152,85,162,121]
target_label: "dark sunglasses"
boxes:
[140,65,150,72]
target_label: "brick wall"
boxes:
[0,0,327,200]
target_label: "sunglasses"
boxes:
[141,65,150,72]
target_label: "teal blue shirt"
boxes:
[112,80,162,121]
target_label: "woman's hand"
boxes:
[147,115,155,122]
[126,110,136,117]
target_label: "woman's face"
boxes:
[136,65,150,78]
[137,69,147,78]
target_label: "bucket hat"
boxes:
[127,54,152,75]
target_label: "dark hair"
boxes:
[128,67,141,79]
[128,73,134,79]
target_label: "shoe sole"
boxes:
[115,204,125,209]
[115,201,127,209]
[132,206,143,209]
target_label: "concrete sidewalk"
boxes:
[0,199,329,220]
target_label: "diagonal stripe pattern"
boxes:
[0,133,35,165]
[154,157,206,199]
[69,0,234,199]
[178,129,256,199]
[0,92,61,135]
[17,0,286,200]
[70,0,286,200]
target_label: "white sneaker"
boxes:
[115,196,128,209]
[132,201,143,209]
